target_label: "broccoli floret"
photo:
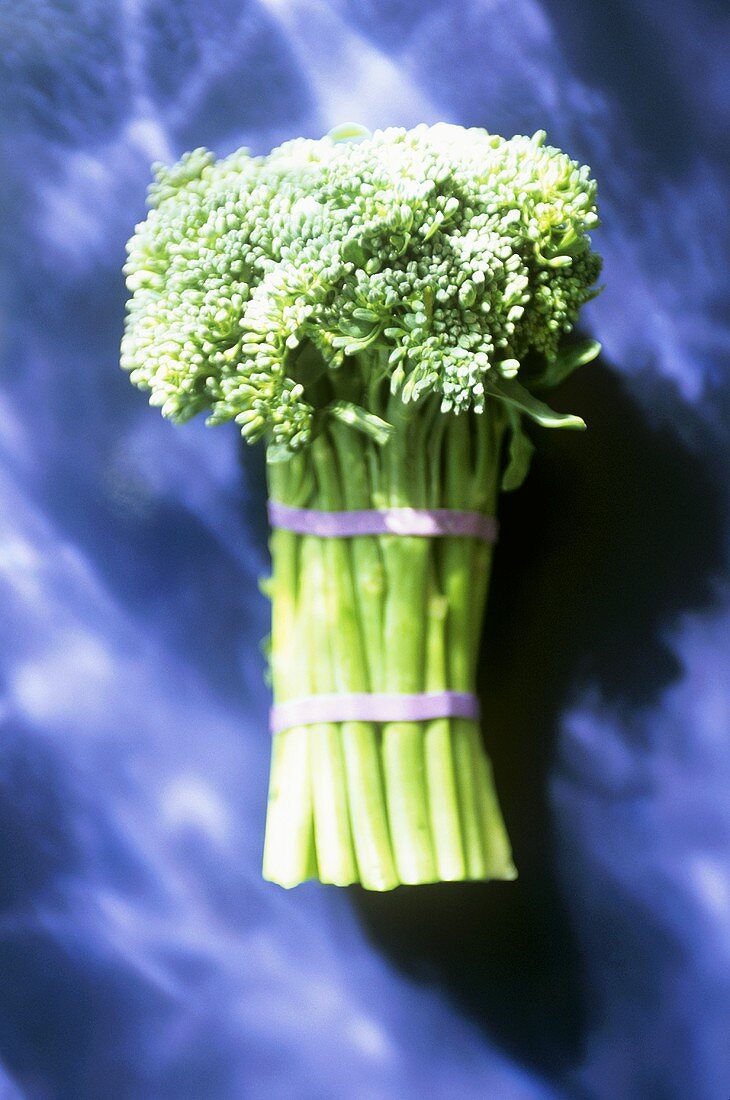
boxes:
[121,124,601,450]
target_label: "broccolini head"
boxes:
[122,123,601,450]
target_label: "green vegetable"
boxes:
[122,123,601,889]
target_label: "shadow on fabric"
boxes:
[351,360,726,1077]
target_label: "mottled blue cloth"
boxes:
[0,2,728,1097]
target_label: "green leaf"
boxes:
[287,341,328,387]
[258,575,274,599]
[535,338,601,390]
[501,411,535,491]
[259,632,272,688]
[266,441,296,464]
[486,375,586,430]
[328,400,393,445]
[341,240,366,267]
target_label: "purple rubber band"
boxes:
[268,502,499,542]
[269,691,480,735]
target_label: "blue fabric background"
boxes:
[1,2,728,1097]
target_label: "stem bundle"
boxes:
[263,402,516,890]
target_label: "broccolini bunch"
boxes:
[122,124,601,890]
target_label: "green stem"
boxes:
[438,415,485,878]
[263,724,316,887]
[469,410,515,876]
[301,532,358,884]
[470,406,505,661]
[311,433,397,890]
[379,398,437,883]
[424,581,467,880]
[329,424,385,687]
[442,411,515,879]
[262,461,316,888]
[421,411,467,880]
[474,748,517,879]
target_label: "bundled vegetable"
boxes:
[122,123,601,889]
